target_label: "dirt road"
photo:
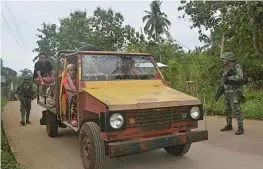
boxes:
[2,101,263,169]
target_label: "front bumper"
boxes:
[108,130,208,157]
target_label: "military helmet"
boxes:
[221,52,235,61]
[22,76,32,81]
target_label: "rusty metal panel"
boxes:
[78,92,106,129]
[126,106,192,132]
[108,130,208,157]
[105,121,199,141]
[83,93,106,114]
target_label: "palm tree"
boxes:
[142,0,171,41]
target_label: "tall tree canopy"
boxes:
[142,0,171,41]
[1,59,18,90]
[33,23,58,62]
[33,7,148,63]
[178,0,263,57]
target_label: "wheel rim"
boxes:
[82,135,92,167]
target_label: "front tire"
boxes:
[79,122,106,169]
[164,143,191,156]
[45,111,58,137]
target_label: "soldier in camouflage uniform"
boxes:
[15,76,35,126]
[220,52,244,135]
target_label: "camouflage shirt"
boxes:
[221,63,244,93]
[15,81,35,98]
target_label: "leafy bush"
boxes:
[1,97,24,169]
[162,51,263,120]
[1,97,7,109]
[239,54,263,89]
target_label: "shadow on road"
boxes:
[106,149,194,169]
[55,128,195,169]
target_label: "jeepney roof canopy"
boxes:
[63,51,153,58]
[62,51,168,69]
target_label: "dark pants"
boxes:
[20,97,32,121]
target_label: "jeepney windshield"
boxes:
[81,54,161,81]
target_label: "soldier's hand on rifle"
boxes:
[224,77,231,85]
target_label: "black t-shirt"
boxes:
[33,61,53,78]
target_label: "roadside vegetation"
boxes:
[2,1,263,122]
[1,1,261,168]
[32,1,262,119]
[1,97,24,169]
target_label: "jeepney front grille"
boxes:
[126,106,190,132]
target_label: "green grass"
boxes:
[1,97,24,169]
[169,81,263,120]
[204,89,263,120]
[1,97,7,111]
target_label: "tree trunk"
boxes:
[154,22,162,62]
[220,34,225,57]
[252,26,263,56]
[220,11,225,57]
[247,2,263,56]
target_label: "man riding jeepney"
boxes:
[33,53,55,85]
[33,53,55,94]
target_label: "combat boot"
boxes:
[26,112,31,124]
[235,127,244,135]
[20,120,25,126]
[220,125,233,131]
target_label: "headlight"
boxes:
[190,106,201,119]
[110,113,124,129]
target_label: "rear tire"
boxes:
[164,143,191,156]
[79,122,105,169]
[45,111,58,137]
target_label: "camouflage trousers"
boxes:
[20,97,32,121]
[224,92,243,128]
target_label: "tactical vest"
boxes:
[20,82,33,98]
[223,63,243,93]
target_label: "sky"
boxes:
[1,0,204,73]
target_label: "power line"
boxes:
[4,1,25,45]
[3,1,33,62]
[173,38,191,51]
[1,12,20,45]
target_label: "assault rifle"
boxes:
[211,68,249,107]
[211,66,232,108]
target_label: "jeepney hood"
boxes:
[82,80,201,111]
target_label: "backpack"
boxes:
[233,63,249,85]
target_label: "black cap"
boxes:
[78,44,102,51]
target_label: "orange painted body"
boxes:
[35,50,208,158]
[56,51,207,144]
